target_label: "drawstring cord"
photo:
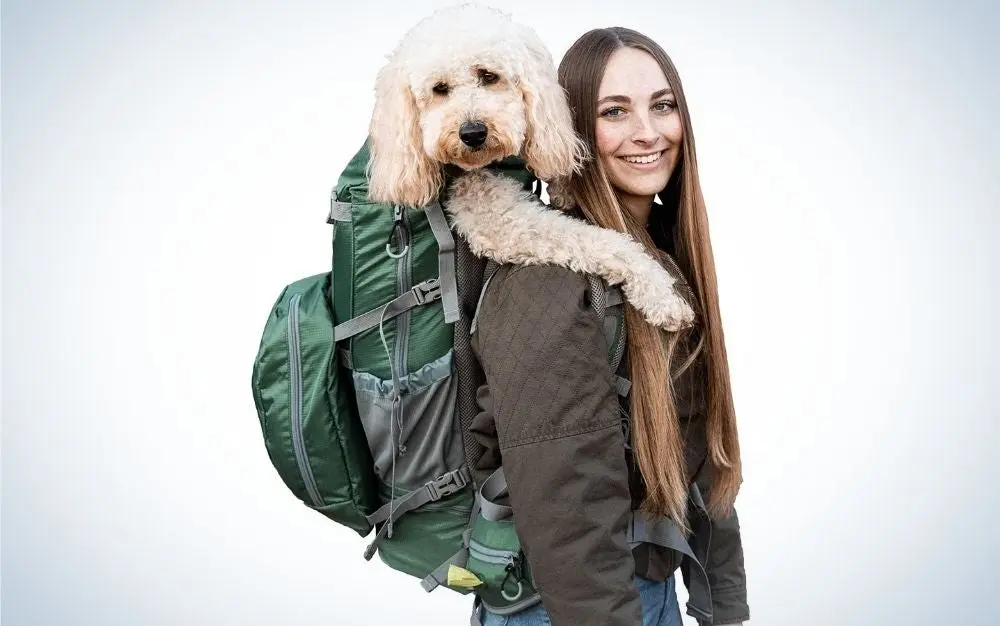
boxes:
[378,305,404,538]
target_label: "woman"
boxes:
[469,27,749,626]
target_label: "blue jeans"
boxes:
[480,575,682,626]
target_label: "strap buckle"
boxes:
[426,468,468,501]
[413,278,443,305]
[327,187,337,224]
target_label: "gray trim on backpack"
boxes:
[365,466,471,527]
[627,507,713,623]
[605,287,622,307]
[476,467,513,522]
[333,278,443,343]
[328,199,353,223]
[352,350,462,491]
[591,276,629,394]
[614,375,632,397]
[424,201,461,324]
[470,261,502,336]
[466,466,715,623]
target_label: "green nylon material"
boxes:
[465,516,539,608]
[326,140,544,589]
[331,140,537,379]
[333,141,450,379]
[255,138,544,593]
[252,273,378,536]
[377,489,475,583]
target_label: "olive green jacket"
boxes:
[468,255,749,625]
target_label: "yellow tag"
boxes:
[446,565,484,589]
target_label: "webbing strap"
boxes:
[338,348,353,370]
[421,496,481,592]
[615,375,632,397]
[605,287,622,307]
[588,275,607,318]
[365,467,471,528]
[470,261,501,335]
[685,482,715,624]
[626,497,714,623]
[424,201,460,324]
[476,467,513,522]
[334,278,442,342]
[328,199,352,223]
[470,597,484,626]
[421,546,470,592]
[603,314,619,356]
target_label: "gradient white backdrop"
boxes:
[4,1,999,624]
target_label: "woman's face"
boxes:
[595,47,683,217]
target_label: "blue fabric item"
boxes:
[480,575,682,626]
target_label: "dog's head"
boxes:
[367,4,586,207]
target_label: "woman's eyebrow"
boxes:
[597,94,630,105]
[597,88,673,105]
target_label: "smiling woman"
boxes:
[595,48,684,225]
[479,26,751,626]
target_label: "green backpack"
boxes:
[250,140,630,616]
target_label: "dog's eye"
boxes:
[432,82,449,95]
[479,70,500,85]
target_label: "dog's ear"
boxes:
[516,32,587,182]
[367,57,442,207]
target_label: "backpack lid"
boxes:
[334,138,539,207]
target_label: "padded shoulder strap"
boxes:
[589,276,629,395]
[470,259,502,335]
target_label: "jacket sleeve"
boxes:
[687,462,750,625]
[471,264,642,626]
[676,336,750,625]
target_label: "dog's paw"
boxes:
[621,268,696,332]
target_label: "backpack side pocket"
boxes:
[252,272,379,535]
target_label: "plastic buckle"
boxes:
[427,469,468,501]
[413,278,442,305]
[327,187,337,225]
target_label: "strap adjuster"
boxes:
[413,278,442,305]
[426,468,468,501]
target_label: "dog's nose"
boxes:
[459,121,488,148]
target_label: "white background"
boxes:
[4,1,999,624]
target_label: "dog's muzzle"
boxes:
[459,121,488,149]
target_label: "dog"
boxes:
[365,3,695,331]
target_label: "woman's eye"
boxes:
[653,100,676,112]
[600,107,625,118]
[433,82,449,95]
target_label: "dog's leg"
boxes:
[445,170,695,331]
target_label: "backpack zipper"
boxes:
[288,293,324,507]
[393,205,412,452]
[468,542,527,600]
[468,540,518,564]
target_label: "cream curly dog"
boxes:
[366,3,694,331]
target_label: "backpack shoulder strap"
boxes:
[470,259,502,335]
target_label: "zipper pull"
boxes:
[386,205,410,259]
[501,555,526,601]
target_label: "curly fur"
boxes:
[367,3,694,330]
[368,3,585,207]
[447,171,696,331]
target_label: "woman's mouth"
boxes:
[619,151,664,169]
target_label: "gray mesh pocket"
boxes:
[351,350,462,490]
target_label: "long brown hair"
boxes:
[555,27,741,525]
